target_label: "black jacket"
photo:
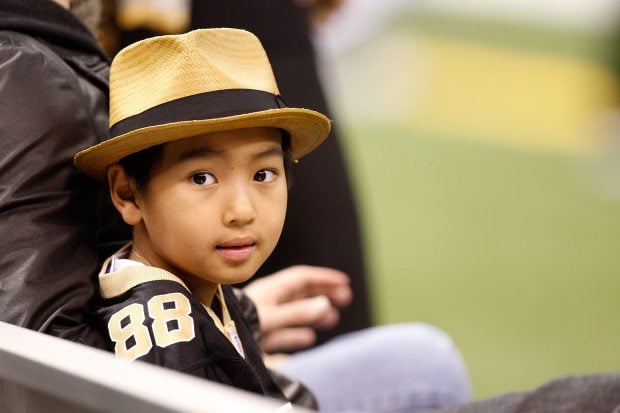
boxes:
[0,0,109,347]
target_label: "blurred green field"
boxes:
[339,122,620,398]
[339,120,620,398]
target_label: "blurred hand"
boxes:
[244,265,352,355]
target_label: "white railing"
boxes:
[0,321,311,413]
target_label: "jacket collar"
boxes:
[0,0,108,61]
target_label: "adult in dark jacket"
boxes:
[0,0,109,348]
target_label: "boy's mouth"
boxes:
[216,237,256,262]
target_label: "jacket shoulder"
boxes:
[0,30,80,82]
[0,30,66,66]
[0,29,104,138]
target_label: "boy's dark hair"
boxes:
[119,130,294,192]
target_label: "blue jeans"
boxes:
[279,323,471,413]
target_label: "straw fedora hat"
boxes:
[74,28,331,180]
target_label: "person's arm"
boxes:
[0,35,107,347]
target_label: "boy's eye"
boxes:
[191,172,216,186]
[254,169,277,183]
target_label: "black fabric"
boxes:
[110,89,287,138]
[0,0,109,348]
[232,287,319,408]
[224,285,316,405]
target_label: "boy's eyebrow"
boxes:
[252,146,284,160]
[178,146,220,161]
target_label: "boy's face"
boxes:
[130,127,287,288]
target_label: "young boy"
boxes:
[74,28,330,407]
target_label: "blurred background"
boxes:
[101,0,620,401]
[314,0,620,399]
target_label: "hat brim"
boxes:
[74,107,330,180]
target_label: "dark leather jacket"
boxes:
[0,0,109,347]
[0,1,316,408]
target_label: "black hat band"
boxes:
[109,89,289,139]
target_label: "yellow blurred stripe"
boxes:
[410,35,617,154]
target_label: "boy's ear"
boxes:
[107,163,142,226]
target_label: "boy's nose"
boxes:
[222,185,255,227]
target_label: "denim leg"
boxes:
[278,323,472,413]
